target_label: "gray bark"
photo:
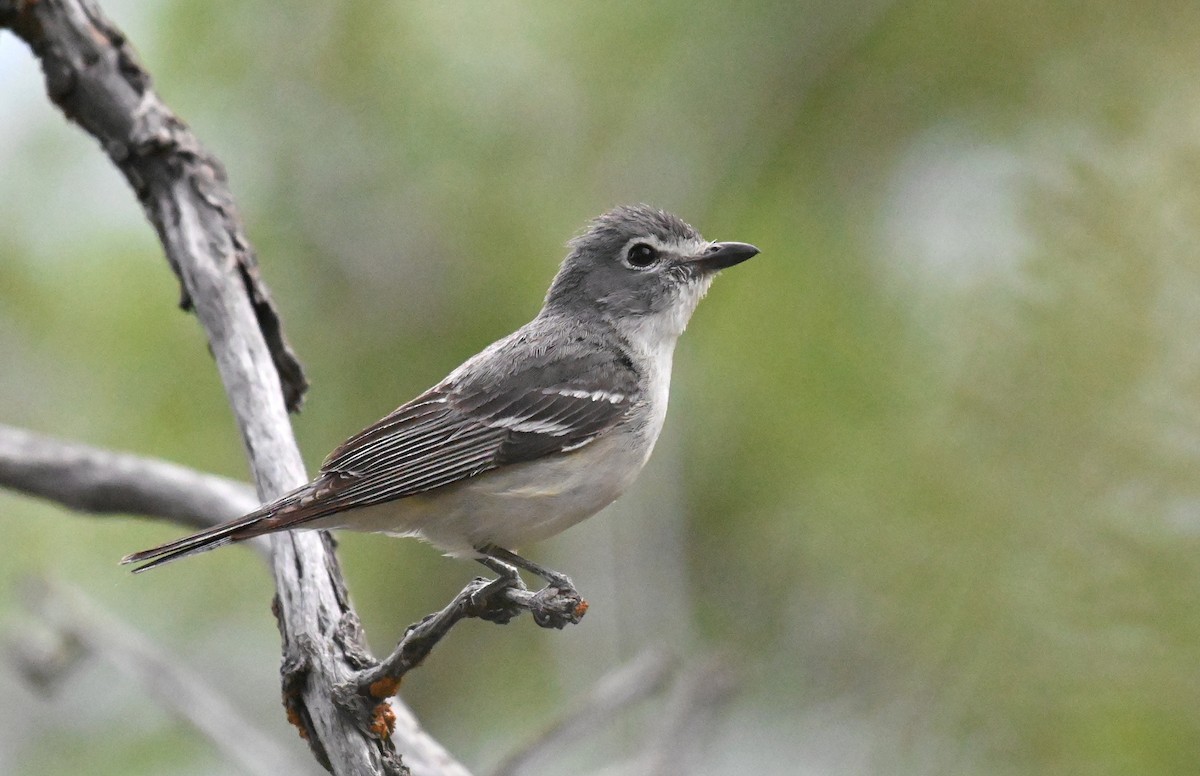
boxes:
[0,1,467,773]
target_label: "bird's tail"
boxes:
[121,507,275,573]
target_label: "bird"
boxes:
[123,204,758,599]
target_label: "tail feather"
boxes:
[121,510,271,573]
[123,480,334,572]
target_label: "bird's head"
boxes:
[543,205,758,340]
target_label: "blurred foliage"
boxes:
[4,0,1200,774]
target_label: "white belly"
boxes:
[308,425,656,556]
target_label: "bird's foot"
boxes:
[474,545,588,628]
[469,566,528,625]
[538,568,577,597]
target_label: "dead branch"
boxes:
[338,575,588,718]
[10,577,321,776]
[0,1,624,773]
[0,423,259,531]
[491,647,676,776]
[0,420,598,772]
[641,653,738,776]
[0,1,446,772]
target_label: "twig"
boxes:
[1,12,306,409]
[490,646,676,776]
[567,655,739,776]
[0,403,587,767]
[339,576,588,713]
[0,2,452,773]
[10,577,321,776]
[641,653,738,776]
[0,423,261,531]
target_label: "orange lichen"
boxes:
[370,702,397,738]
[369,675,401,699]
[573,599,589,618]
[285,705,310,741]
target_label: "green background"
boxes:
[3,1,1200,773]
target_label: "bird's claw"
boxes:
[469,574,527,625]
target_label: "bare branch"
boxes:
[491,647,676,776]
[641,653,739,776]
[10,577,321,776]
[565,655,739,776]
[0,427,473,775]
[1,6,306,409]
[0,2,457,773]
[338,576,587,716]
[0,424,258,529]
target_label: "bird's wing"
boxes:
[267,342,640,524]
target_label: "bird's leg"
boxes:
[470,556,527,624]
[475,545,587,629]
[475,556,526,591]
[477,544,577,596]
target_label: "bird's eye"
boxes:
[626,243,659,269]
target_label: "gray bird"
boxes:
[123,205,758,598]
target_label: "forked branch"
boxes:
[1,1,420,772]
